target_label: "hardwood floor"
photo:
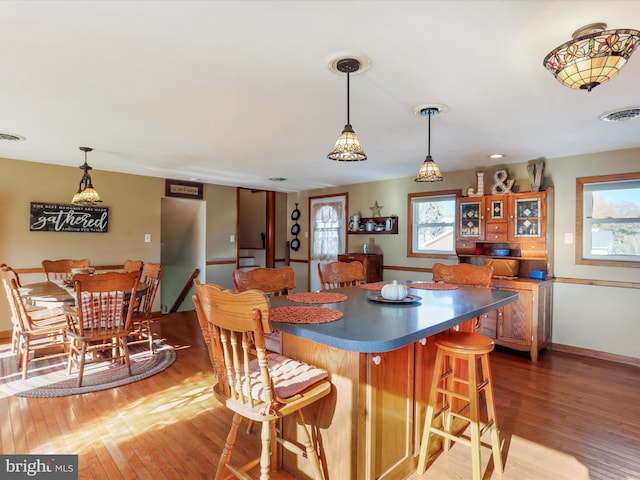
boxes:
[1,311,638,480]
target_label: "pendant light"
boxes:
[71,147,102,205]
[328,58,367,161]
[543,23,640,92]
[415,106,445,182]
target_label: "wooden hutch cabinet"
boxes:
[456,189,554,362]
[338,253,383,283]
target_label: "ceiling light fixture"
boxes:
[414,105,445,182]
[328,58,367,161]
[543,23,640,91]
[488,153,505,159]
[71,147,102,206]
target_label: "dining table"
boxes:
[268,282,520,480]
[20,279,148,305]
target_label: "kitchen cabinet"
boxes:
[456,189,554,362]
[456,189,553,277]
[479,277,553,362]
[457,197,486,240]
[338,253,383,283]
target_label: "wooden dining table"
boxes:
[268,283,520,480]
[20,279,148,305]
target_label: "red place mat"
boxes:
[359,282,386,291]
[287,292,347,304]
[270,306,343,324]
[408,282,459,290]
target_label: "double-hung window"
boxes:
[577,173,640,267]
[408,191,457,258]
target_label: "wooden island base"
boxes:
[282,333,440,480]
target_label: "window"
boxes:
[408,191,457,258]
[577,172,640,267]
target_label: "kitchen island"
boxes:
[270,284,519,480]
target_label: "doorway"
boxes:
[308,194,347,291]
[236,188,276,269]
[160,197,206,313]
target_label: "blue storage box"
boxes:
[530,270,546,280]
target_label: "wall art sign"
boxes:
[30,202,109,233]
[165,179,204,199]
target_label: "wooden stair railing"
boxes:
[170,268,200,313]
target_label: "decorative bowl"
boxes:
[493,248,510,256]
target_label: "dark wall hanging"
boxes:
[165,179,204,199]
[290,203,301,251]
[30,202,109,233]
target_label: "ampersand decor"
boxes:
[491,169,515,194]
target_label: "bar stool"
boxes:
[417,331,503,480]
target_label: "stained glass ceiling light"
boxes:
[543,23,640,92]
[328,58,367,162]
[414,105,445,182]
[71,147,102,206]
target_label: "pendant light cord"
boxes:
[346,70,351,125]
[427,110,431,156]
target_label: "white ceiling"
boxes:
[1,1,639,193]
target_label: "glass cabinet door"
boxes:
[459,200,484,238]
[513,197,541,238]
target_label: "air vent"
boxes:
[600,108,640,122]
[0,133,25,141]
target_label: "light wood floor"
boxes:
[1,311,638,480]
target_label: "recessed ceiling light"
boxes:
[599,107,640,122]
[0,133,26,141]
[269,177,287,182]
[488,153,505,159]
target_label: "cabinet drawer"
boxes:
[456,241,476,254]
[520,241,546,257]
[486,223,507,234]
[486,232,508,242]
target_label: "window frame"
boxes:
[576,172,640,268]
[407,189,460,259]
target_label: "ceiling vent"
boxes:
[599,107,640,122]
[0,133,25,141]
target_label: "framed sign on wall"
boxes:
[165,179,204,199]
[30,202,109,233]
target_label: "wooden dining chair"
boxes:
[123,259,143,273]
[0,266,69,379]
[432,263,494,333]
[65,271,140,387]
[232,266,296,353]
[318,260,365,290]
[193,282,331,480]
[42,258,91,282]
[232,266,296,296]
[0,264,22,355]
[128,262,162,353]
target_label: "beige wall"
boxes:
[2,148,638,359]
[287,148,640,359]
[0,156,240,331]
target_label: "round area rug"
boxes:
[0,342,176,398]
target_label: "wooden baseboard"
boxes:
[552,343,640,367]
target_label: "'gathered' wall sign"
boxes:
[30,202,109,233]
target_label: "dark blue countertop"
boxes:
[270,284,519,353]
